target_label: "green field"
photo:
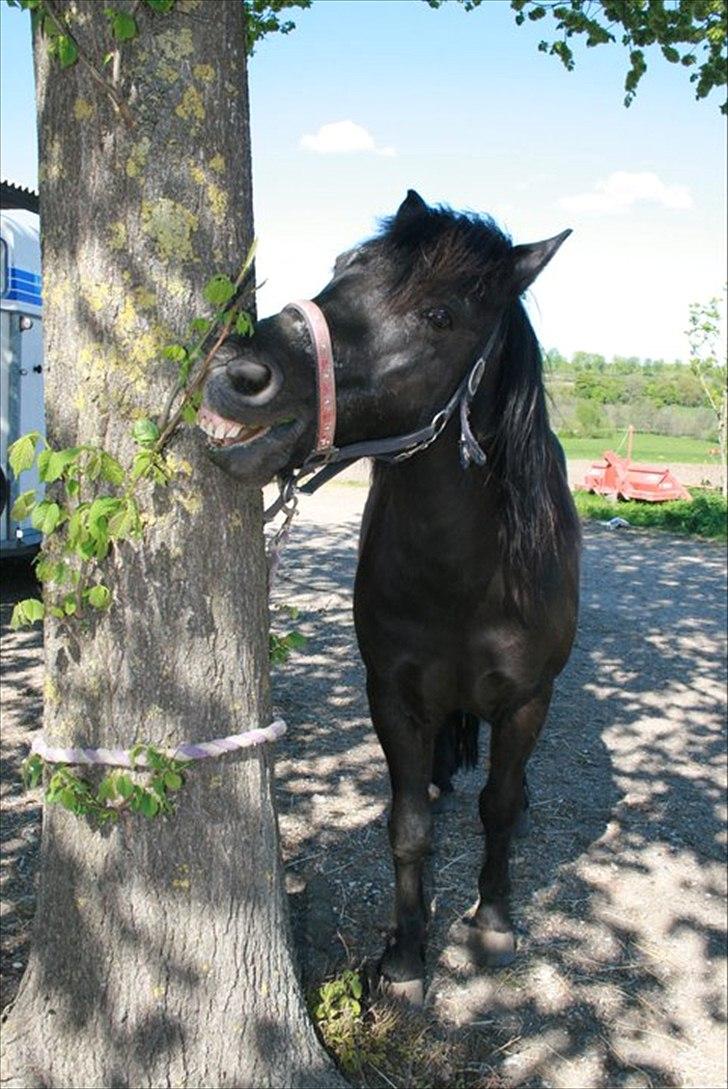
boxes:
[559,433,718,464]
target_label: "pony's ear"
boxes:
[510,229,571,295]
[394,189,428,225]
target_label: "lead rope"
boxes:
[266,485,299,592]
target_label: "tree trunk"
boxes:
[0,3,345,1086]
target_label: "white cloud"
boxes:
[300,120,395,157]
[559,171,693,215]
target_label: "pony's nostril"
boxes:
[227,357,272,397]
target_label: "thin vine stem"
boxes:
[156,244,258,449]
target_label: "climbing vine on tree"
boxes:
[9,254,255,631]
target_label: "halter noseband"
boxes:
[285,300,337,455]
[265,300,502,519]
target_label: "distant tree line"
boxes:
[544,350,721,441]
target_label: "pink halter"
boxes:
[285,300,336,455]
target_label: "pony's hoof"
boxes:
[446,918,516,970]
[379,976,425,1007]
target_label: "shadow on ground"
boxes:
[271,511,727,1089]
[0,558,42,1004]
[1,510,725,1088]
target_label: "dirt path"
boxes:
[270,485,727,1089]
[1,484,726,1088]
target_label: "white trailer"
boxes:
[1,194,44,557]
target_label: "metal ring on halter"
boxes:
[467,357,486,398]
[431,409,451,437]
[281,474,298,505]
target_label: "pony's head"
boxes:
[201,190,569,487]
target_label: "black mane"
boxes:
[377,203,513,311]
[485,300,581,599]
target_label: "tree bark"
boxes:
[0,3,345,1086]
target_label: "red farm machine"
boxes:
[583,427,691,503]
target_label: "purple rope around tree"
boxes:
[30,718,287,768]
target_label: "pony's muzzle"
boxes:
[215,343,282,406]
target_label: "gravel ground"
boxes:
[1,472,726,1088]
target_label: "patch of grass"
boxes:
[573,489,727,540]
[559,433,719,464]
[309,969,508,1088]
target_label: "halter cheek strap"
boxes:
[284,300,336,454]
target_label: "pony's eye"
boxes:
[426,307,452,330]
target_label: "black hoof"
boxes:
[445,917,517,970]
[367,958,425,1007]
[379,975,425,1006]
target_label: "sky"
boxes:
[1,0,726,362]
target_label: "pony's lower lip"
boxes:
[205,417,302,485]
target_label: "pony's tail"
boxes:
[431,711,481,794]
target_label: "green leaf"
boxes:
[181,400,199,425]
[8,432,41,476]
[59,787,77,810]
[189,317,211,336]
[203,275,236,307]
[10,490,37,521]
[235,311,254,337]
[87,584,112,609]
[57,34,78,69]
[116,775,134,800]
[22,754,44,789]
[145,0,175,10]
[97,776,117,802]
[139,791,159,818]
[62,595,77,616]
[100,452,125,486]
[109,10,138,40]
[130,451,153,482]
[163,770,182,790]
[31,501,63,535]
[163,344,188,364]
[88,496,123,533]
[10,598,45,629]
[39,448,81,483]
[132,418,160,446]
[146,748,165,771]
[131,450,171,485]
[108,498,141,539]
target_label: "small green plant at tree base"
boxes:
[309,970,384,1075]
[22,746,190,824]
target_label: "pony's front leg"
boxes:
[453,686,551,968]
[368,681,434,1005]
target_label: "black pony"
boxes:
[201,191,580,1002]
